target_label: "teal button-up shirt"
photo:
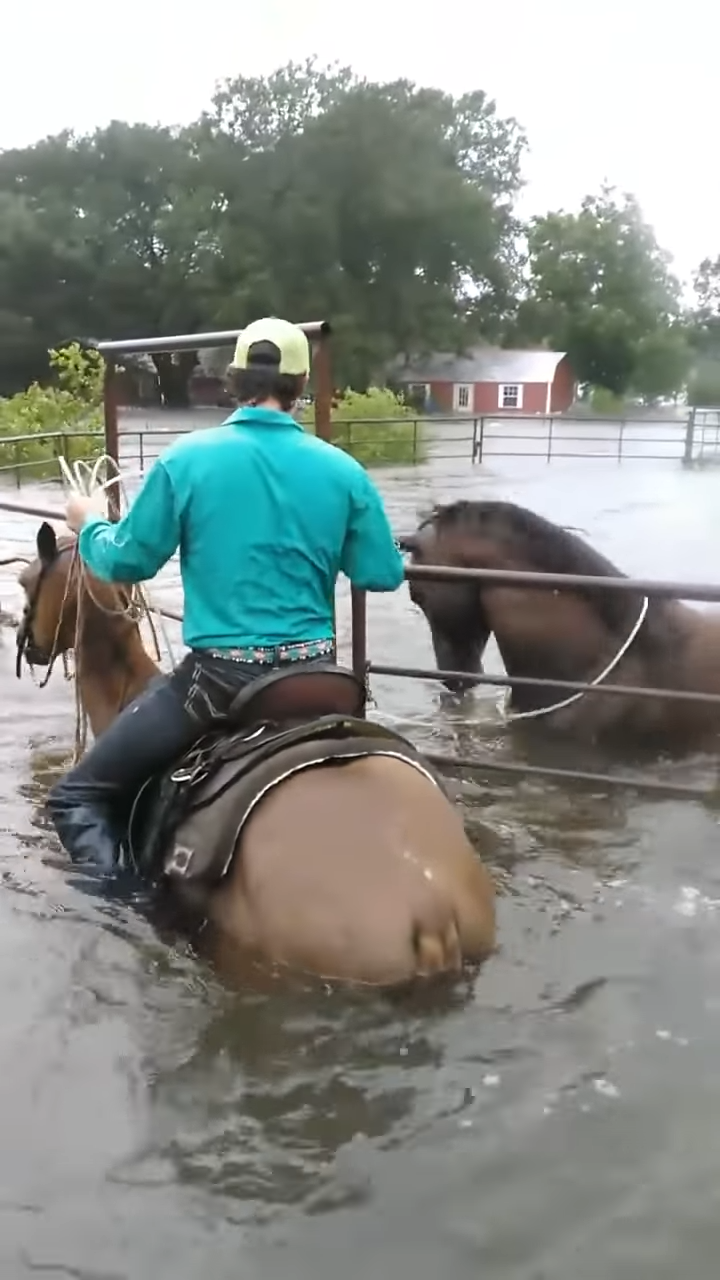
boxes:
[78,406,405,650]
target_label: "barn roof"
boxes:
[392,346,567,385]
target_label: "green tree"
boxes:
[204,70,527,386]
[515,187,683,396]
[0,191,97,394]
[0,123,215,403]
[203,57,356,151]
[687,255,720,365]
[0,63,527,399]
[631,325,692,402]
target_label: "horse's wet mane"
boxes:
[425,500,624,580]
[421,500,672,645]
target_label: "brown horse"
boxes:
[404,499,720,748]
[15,522,496,988]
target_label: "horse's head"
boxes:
[403,519,490,694]
[16,522,136,682]
[405,500,655,709]
[16,523,79,675]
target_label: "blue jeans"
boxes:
[46,650,301,874]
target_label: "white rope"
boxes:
[58,454,177,668]
[501,595,650,723]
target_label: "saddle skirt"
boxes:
[127,713,445,888]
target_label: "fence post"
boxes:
[617,418,626,463]
[412,417,418,461]
[473,417,485,463]
[546,416,554,462]
[350,587,367,718]
[103,359,120,518]
[683,408,696,467]
[313,334,333,443]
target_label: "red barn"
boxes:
[393,346,577,415]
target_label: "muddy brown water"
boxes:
[1,421,720,1278]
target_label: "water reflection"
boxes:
[4,460,720,1275]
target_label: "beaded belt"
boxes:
[205,637,336,666]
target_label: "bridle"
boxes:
[16,543,79,685]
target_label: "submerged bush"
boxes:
[301,386,425,466]
[0,344,104,482]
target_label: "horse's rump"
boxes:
[128,715,444,888]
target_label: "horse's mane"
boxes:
[425,500,624,580]
[421,500,672,645]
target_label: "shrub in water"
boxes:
[301,386,424,466]
[0,344,104,482]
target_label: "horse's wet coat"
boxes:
[407,499,720,746]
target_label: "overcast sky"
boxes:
[3,0,716,286]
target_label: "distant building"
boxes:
[188,369,233,408]
[392,346,577,415]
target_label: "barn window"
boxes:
[407,382,431,408]
[453,383,472,410]
[499,383,523,409]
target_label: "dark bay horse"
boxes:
[15,522,496,987]
[404,499,720,748]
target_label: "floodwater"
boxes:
[1,416,720,1277]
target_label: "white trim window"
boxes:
[499,383,523,410]
[453,382,473,411]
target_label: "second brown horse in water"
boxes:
[404,500,720,749]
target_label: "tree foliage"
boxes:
[300,386,422,466]
[0,64,704,409]
[0,343,103,476]
[0,60,526,400]
[513,187,684,396]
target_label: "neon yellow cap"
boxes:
[230,317,310,376]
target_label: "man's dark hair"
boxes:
[226,366,305,412]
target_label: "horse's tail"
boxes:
[413,914,463,976]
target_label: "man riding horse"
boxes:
[50,316,404,877]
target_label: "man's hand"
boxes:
[65,492,108,534]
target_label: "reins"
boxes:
[16,548,166,766]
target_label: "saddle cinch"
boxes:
[128,664,444,887]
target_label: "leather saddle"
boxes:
[129,664,371,880]
[226,662,367,726]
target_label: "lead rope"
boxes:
[55,456,178,761]
[501,594,650,723]
[58,454,176,670]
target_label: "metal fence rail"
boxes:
[1,494,719,799]
[3,319,713,799]
[471,413,690,464]
[0,430,104,486]
[0,414,701,479]
[683,406,720,465]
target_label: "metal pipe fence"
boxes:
[111,412,695,470]
[2,320,714,798]
[0,430,104,486]
[471,413,691,464]
[1,488,719,799]
[0,414,700,481]
[683,406,720,466]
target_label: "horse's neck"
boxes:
[670,604,720,692]
[486,586,618,680]
[75,600,159,737]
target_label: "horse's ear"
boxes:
[36,522,58,566]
